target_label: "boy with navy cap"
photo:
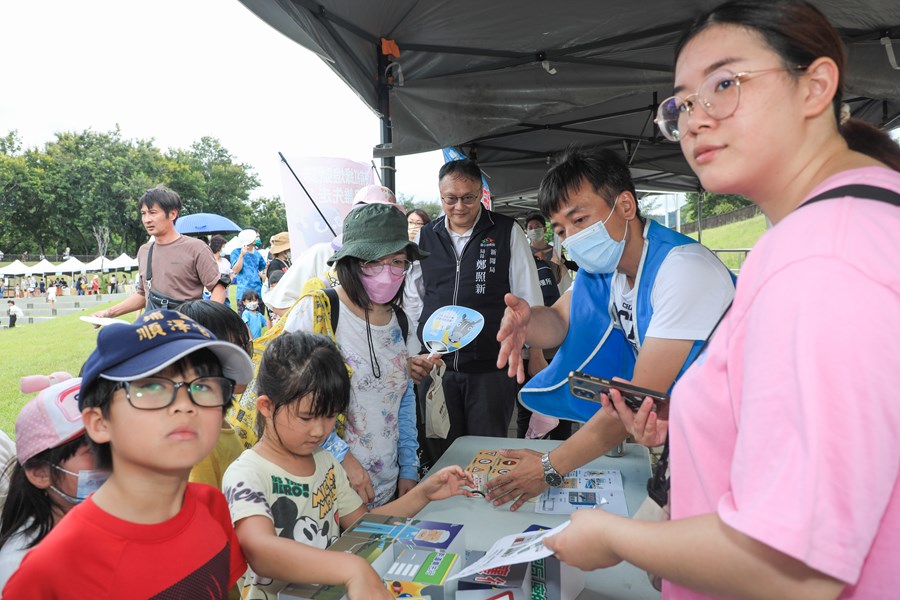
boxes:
[4,310,254,599]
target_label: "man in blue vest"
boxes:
[486,147,735,510]
[405,159,543,465]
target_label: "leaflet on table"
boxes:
[449,521,570,581]
[464,449,521,494]
[281,514,464,599]
[536,468,629,517]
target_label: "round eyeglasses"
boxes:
[115,376,234,410]
[655,66,806,142]
[360,258,412,276]
[441,193,481,206]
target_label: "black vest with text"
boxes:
[417,209,514,373]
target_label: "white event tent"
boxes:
[28,259,58,275]
[107,253,139,270]
[55,256,87,275]
[0,260,29,276]
[82,256,110,272]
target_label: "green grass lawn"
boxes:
[0,300,120,438]
[686,213,768,271]
[0,287,241,438]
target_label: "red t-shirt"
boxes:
[3,483,246,599]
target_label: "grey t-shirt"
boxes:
[136,236,221,301]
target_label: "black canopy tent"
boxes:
[239,0,900,216]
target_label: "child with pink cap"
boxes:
[0,373,104,591]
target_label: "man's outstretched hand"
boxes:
[484,448,547,511]
[496,293,531,384]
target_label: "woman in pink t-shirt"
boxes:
[544,1,900,599]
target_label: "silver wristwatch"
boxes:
[541,452,564,487]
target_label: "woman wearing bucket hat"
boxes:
[283,203,431,507]
[265,232,291,280]
[265,184,404,316]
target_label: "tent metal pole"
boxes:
[380,117,395,192]
[377,50,396,192]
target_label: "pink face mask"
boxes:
[360,268,405,304]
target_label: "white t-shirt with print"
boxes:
[284,295,410,507]
[222,448,362,599]
[612,243,734,356]
[0,520,38,595]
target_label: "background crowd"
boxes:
[0,1,898,598]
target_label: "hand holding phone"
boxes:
[567,371,669,413]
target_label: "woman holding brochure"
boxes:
[544,1,900,598]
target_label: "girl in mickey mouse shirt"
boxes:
[222,331,473,600]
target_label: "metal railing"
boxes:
[711,248,752,274]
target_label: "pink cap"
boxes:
[16,377,84,465]
[352,184,399,207]
[333,185,405,249]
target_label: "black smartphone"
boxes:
[567,370,669,412]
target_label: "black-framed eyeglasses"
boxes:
[115,376,234,410]
[655,65,806,142]
[441,192,481,206]
[360,258,413,276]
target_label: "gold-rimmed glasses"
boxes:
[655,65,806,142]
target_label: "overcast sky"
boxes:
[0,0,444,204]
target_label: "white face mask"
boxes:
[560,196,627,275]
[51,464,110,504]
[525,229,544,243]
[245,301,259,311]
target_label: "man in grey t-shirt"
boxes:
[94,186,226,319]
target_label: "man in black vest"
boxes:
[405,159,542,464]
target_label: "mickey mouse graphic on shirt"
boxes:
[270,496,336,549]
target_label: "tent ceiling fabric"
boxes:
[240,0,900,201]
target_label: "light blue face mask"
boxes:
[561,196,627,275]
[51,464,109,505]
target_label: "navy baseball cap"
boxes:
[79,309,253,408]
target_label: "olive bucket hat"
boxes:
[327,203,429,265]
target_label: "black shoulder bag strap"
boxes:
[649,183,898,508]
[145,243,155,291]
[394,306,409,341]
[323,287,340,331]
[804,184,900,207]
[647,300,732,507]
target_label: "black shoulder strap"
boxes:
[145,243,154,287]
[323,287,339,332]
[394,305,409,341]
[803,184,900,207]
[648,300,732,507]
[650,183,897,507]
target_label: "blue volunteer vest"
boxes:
[520,220,731,422]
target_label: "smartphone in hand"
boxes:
[567,370,669,412]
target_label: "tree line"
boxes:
[682,191,752,223]
[0,128,287,258]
